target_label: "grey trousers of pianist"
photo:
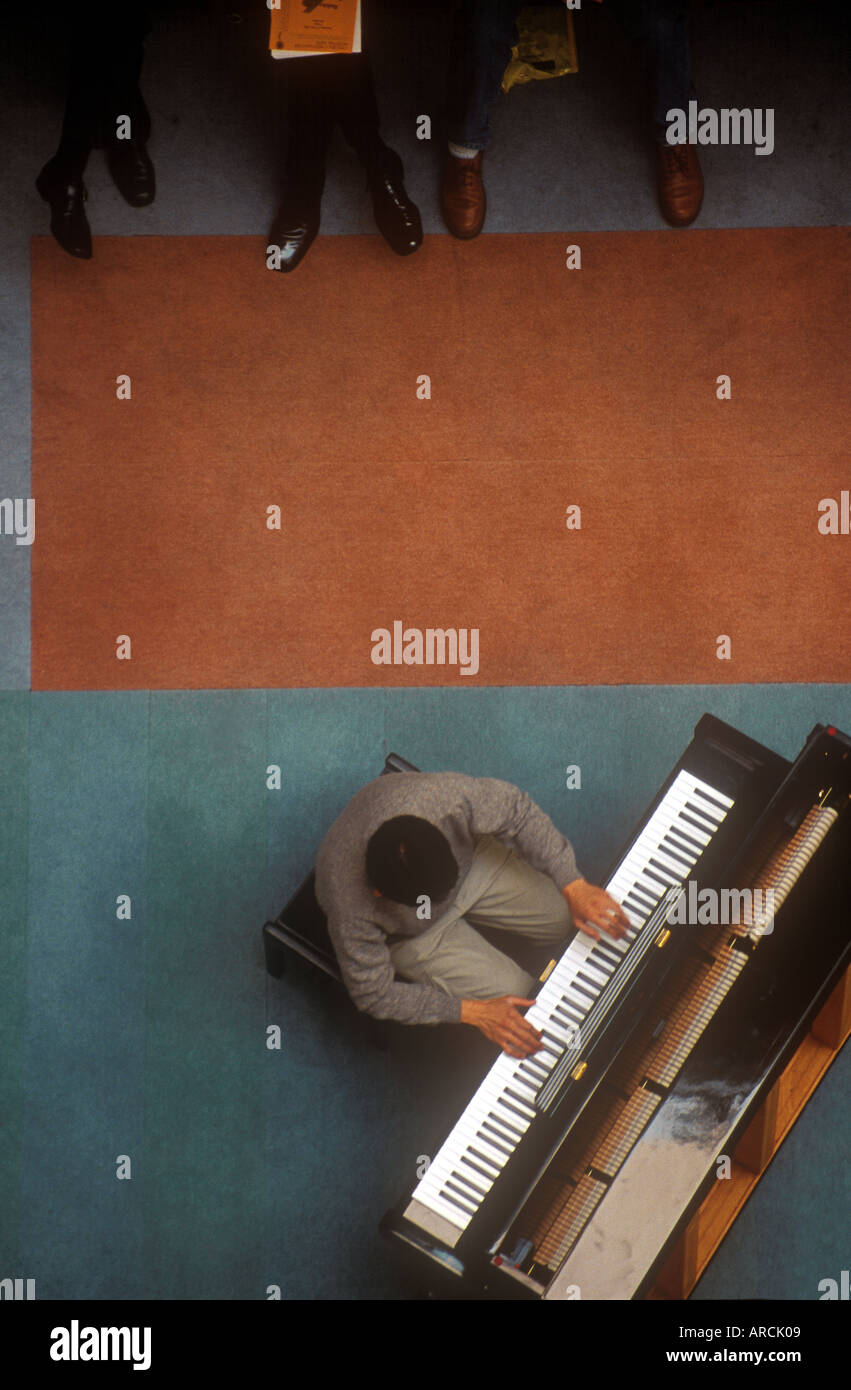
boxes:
[388,836,574,1000]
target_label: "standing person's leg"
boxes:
[37,1,154,259]
[36,57,96,260]
[283,54,337,189]
[268,54,337,273]
[606,0,702,225]
[101,2,156,208]
[334,52,422,257]
[442,0,521,238]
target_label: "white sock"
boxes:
[448,141,481,161]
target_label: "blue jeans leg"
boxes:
[446,0,521,151]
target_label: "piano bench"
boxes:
[262,876,341,984]
[263,752,421,1049]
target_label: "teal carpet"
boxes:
[1,684,848,1299]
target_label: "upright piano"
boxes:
[381,714,851,1299]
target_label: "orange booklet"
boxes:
[270,0,360,57]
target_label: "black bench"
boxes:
[262,752,419,986]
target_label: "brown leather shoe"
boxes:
[442,151,486,239]
[656,143,704,227]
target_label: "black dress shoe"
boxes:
[268,194,322,273]
[105,139,156,206]
[366,150,422,256]
[35,166,92,259]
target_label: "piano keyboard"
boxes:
[407,769,735,1240]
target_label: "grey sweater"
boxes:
[314,772,580,1026]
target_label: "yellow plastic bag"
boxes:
[501,5,578,93]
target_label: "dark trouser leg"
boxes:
[330,50,422,256]
[98,2,151,148]
[329,52,385,167]
[276,50,420,261]
[270,55,341,272]
[282,54,349,197]
[49,0,151,178]
[606,0,694,143]
[284,51,386,178]
[607,0,702,224]
[446,0,521,151]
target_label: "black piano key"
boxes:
[550,1002,580,1025]
[579,962,610,988]
[679,812,715,839]
[692,785,729,815]
[461,1153,498,1183]
[670,820,706,852]
[660,835,694,867]
[511,1071,539,1095]
[439,1184,478,1217]
[594,941,622,964]
[648,857,680,884]
[546,1019,577,1047]
[479,1127,517,1159]
[641,866,671,891]
[449,1169,488,1199]
[656,843,691,870]
[650,845,684,878]
[600,933,633,955]
[577,970,605,992]
[519,1060,549,1083]
[504,1089,537,1118]
[478,1125,514,1158]
[570,979,598,1003]
[468,1145,503,1174]
[629,884,657,910]
[492,1104,527,1137]
[556,1017,585,1040]
[557,996,585,1019]
[683,800,719,829]
[484,1110,519,1140]
[623,888,649,907]
[589,949,616,972]
[551,1023,580,1053]
[540,1029,567,1052]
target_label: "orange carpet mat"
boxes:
[31,228,849,688]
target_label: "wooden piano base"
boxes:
[649,964,851,1300]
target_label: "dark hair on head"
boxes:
[365,816,459,907]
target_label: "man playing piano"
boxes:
[315,772,629,1059]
